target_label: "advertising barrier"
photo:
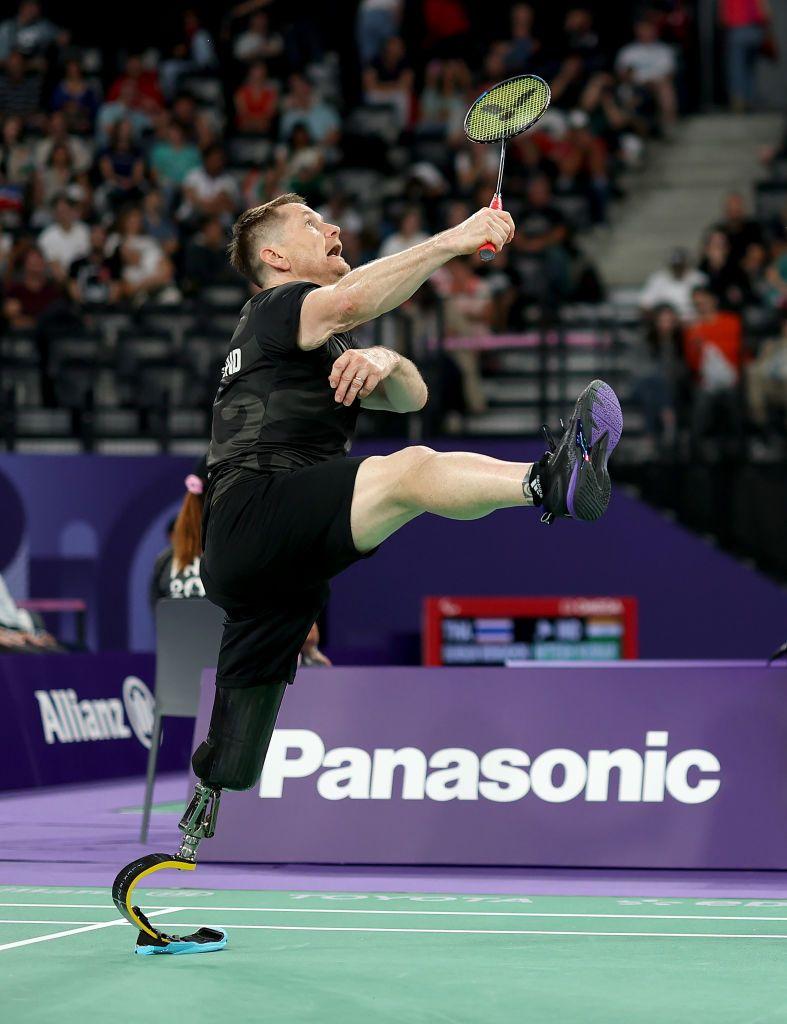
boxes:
[193,662,787,869]
[1,653,194,789]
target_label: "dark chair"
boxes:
[140,597,225,842]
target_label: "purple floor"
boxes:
[3,773,787,898]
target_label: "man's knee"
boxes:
[391,445,437,508]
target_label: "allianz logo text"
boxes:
[33,676,155,748]
[260,730,721,804]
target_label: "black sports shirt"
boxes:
[206,281,361,502]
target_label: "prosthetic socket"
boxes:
[179,682,287,858]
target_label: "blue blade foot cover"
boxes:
[134,920,228,956]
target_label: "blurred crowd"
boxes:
[635,180,787,455]
[0,0,693,333]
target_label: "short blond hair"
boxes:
[227,193,305,285]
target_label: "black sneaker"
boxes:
[527,379,623,523]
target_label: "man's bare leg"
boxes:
[351,379,623,551]
[351,447,534,550]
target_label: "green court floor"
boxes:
[2,886,787,1023]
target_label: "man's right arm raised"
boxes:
[297,206,515,351]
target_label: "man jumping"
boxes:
[115,193,621,954]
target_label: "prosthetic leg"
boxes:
[112,682,287,955]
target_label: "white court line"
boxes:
[3,903,787,923]
[0,908,182,953]
[115,922,787,940]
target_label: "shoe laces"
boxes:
[538,418,565,526]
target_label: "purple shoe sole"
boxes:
[566,381,623,521]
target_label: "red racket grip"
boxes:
[478,193,503,262]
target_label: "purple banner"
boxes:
[0,653,193,790]
[193,663,787,869]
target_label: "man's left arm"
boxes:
[329,346,428,413]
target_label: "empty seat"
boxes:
[90,408,141,437]
[1,365,41,406]
[166,408,209,438]
[47,335,103,374]
[199,284,247,310]
[228,136,273,167]
[15,408,74,438]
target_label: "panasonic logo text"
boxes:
[259,730,721,805]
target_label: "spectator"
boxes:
[433,256,492,414]
[0,113,35,184]
[96,118,147,213]
[0,1,67,65]
[631,304,687,447]
[37,194,90,281]
[564,6,605,76]
[2,246,63,328]
[511,174,571,305]
[141,189,179,257]
[416,58,469,142]
[363,35,414,130]
[615,19,678,132]
[50,57,99,134]
[182,215,239,294]
[149,462,331,664]
[640,248,707,321]
[107,53,164,115]
[30,142,91,218]
[745,311,787,436]
[684,285,744,445]
[279,73,340,146]
[502,3,541,73]
[551,109,610,222]
[159,8,218,99]
[719,0,770,111]
[150,468,207,606]
[0,50,43,125]
[379,207,428,258]
[113,205,179,306]
[67,223,121,306]
[233,60,279,134]
[714,191,764,266]
[149,121,201,194]
[764,245,787,308]
[180,143,239,228]
[233,11,284,65]
[277,124,327,205]
[422,0,471,59]
[95,79,153,145]
[699,229,748,310]
[0,572,60,652]
[356,0,402,66]
[34,110,92,175]
[739,241,771,307]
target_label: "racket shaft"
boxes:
[479,193,502,261]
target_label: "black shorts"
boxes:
[200,456,375,688]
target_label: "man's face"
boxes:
[205,150,224,176]
[266,204,349,286]
[635,21,657,44]
[725,193,745,221]
[693,290,715,318]
[55,200,75,227]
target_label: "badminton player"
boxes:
[198,193,623,697]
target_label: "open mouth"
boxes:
[327,244,342,258]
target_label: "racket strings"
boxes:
[464,76,551,143]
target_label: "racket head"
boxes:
[464,74,551,144]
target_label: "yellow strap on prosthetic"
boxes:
[113,855,195,940]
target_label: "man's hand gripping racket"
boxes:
[463,74,551,261]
